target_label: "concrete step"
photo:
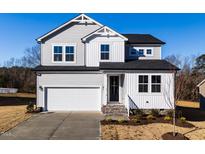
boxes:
[102,104,128,117]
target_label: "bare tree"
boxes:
[21,45,40,68]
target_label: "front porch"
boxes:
[102,73,128,117]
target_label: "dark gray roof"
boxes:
[33,66,99,71]
[100,60,179,70]
[122,34,165,44]
[33,60,179,71]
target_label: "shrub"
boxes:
[151,109,160,117]
[146,114,156,120]
[117,117,127,124]
[180,117,186,123]
[105,116,112,122]
[26,102,42,113]
[132,109,144,116]
[164,115,172,121]
[166,110,174,117]
[26,102,36,113]
[133,117,140,123]
[177,110,183,118]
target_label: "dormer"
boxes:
[123,34,165,60]
[82,26,128,67]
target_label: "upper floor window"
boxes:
[53,46,63,62]
[151,75,161,92]
[138,49,144,56]
[146,49,153,55]
[138,75,148,93]
[100,44,109,60]
[53,44,75,63]
[65,46,75,62]
[129,47,153,57]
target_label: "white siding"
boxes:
[86,42,100,66]
[85,36,125,67]
[125,73,174,109]
[37,73,104,109]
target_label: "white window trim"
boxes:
[52,45,63,63]
[129,47,154,57]
[99,43,111,62]
[52,44,77,63]
[145,48,154,56]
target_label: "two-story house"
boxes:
[34,14,179,116]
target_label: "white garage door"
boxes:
[47,87,101,111]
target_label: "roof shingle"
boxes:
[122,34,165,44]
[33,60,179,71]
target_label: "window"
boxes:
[146,49,152,55]
[65,46,75,62]
[100,44,109,60]
[53,46,63,61]
[138,49,144,56]
[138,75,148,93]
[151,75,161,92]
[129,47,137,56]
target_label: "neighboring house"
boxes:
[197,79,205,110]
[34,14,179,116]
[0,88,18,94]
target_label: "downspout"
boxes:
[83,41,86,66]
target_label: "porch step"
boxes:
[102,104,128,117]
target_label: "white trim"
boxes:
[129,47,154,57]
[52,45,63,63]
[42,84,102,88]
[45,85,102,111]
[197,79,205,87]
[37,14,103,42]
[52,43,77,63]
[82,26,128,42]
[99,43,111,62]
[107,74,121,103]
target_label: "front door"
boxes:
[109,76,119,102]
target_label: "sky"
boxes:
[0,13,205,65]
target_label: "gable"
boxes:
[82,26,128,42]
[37,14,103,43]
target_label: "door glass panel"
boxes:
[109,76,119,101]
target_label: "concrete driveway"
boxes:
[0,112,104,140]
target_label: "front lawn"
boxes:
[0,105,31,134]
[176,100,199,108]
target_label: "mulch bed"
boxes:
[101,116,195,128]
[162,132,189,140]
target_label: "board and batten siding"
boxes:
[41,23,100,66]
[125,73,174,109]
[85,37,125,67]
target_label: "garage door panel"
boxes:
[47,87,101,111]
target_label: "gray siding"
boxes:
[41,23,100,66]
[125,44,162,60]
